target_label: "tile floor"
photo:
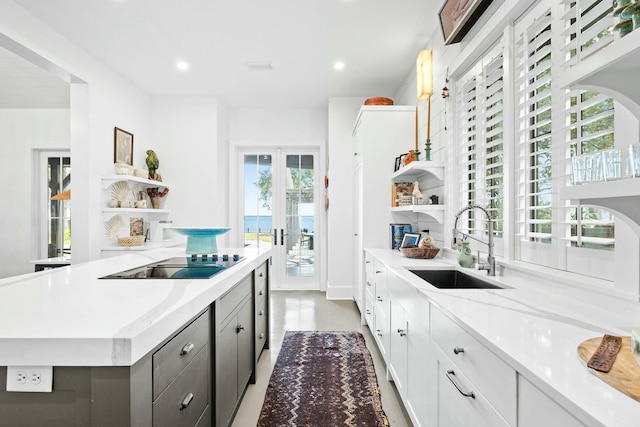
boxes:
[231,290,411,427]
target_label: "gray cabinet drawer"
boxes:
[255,262,268,299]
[153,344,210,427]
[216,274,252,327]
[153,310,210,400]
[255,299,267,358]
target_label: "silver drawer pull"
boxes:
[180,392,194,410]
[259,310,264,316]
[445,370,475,399]
[259,272,264,277]
[259,290,264,296]
[365,309,371,315]
[366,281,372,286]
[453,347,465,355]
[259,333,265,339]
[376,329,382,337]
[236,324,245,333]
[376,296,383,302]
[375,270,382,274]
[397,328,406,337]
[365,260,371,264]
[180,342,195,356]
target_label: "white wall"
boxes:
[326,98,365,299]
[0,109,69,278]
[150,96,222,231]
[0,0,151,264]
[228,107,328,288]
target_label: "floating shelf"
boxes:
[556,29,640,118]
[391,161,445,182]
[561,179,640,201]
[101,175,170,189]
[391,204,446,224]
[102,208,170,214]
[561,179,640,230]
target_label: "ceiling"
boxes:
[0,45,69,108]
[10,0,440,108]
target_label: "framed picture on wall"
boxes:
[439,0,494,45]
[114,127,134,165]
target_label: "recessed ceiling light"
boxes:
[176,61,189,71]
[247,62,273,71]
[334,61,345,71]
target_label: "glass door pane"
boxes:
[48,156,71,257]
[243,154,273,248]
[285,154,315,278]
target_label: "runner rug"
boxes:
[257,330,389,427]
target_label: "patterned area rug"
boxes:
[257,331,389,427]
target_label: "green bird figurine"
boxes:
[145,150,159,175]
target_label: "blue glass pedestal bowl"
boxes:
[170,227,231,254]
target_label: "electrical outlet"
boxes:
[6,366,53,392]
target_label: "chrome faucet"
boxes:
[452,204,496,276]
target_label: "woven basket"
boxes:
[401,246,440,259]
[118,235,145,247]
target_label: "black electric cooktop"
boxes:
[100,254,244,279]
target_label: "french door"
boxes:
[242,148,321,290]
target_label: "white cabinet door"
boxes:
[519,376,586,427]
[406,308,430,427]
[389,298,408,399]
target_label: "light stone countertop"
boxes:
[366,248,640,427]
[0,246,272,367]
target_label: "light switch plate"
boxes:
[6,366,53,392]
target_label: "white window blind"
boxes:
[561,0,614,70]
[564,90,616,250]
[456,43,505,248]
[515,10,553,245]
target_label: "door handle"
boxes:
[273,229,278,245]
[281,228,288,245]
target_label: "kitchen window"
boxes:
[457,41,505,257]
[512,0,616,279]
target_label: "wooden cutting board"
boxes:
[577,336,640,402]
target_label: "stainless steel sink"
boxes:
[408,269,505,289]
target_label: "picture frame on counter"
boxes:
[114,127,134,165]
[401,233,420,248]
[394,156,402,172]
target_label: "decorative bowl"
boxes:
[364,97,394,106]
[118,235,144,247]
[134,168,148,178]
[114,163,133,175]
[401,246,440,259]
[170,227,231,254]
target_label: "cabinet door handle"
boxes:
[453,346,465,355]
[236,325,245,333]
[445,370,475,399]
[259,272,264,277]
[397,328,406,337]
[375,270,383,274]
[180,392,194,410]
[259,310,264,316]
[365,260,371,264]
[180,342,195,356]
[365,309,371,315]
[366,281,372,287]
[376,329,382,337]
[376,296,383,302]
[259,290,264,296]
[259,333,265,339]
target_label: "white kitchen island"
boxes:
[365,248,640,427]
[0,246,272,427]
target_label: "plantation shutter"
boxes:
[456,43,504,253]
[515,10,554,245]
[560,0,615,70]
